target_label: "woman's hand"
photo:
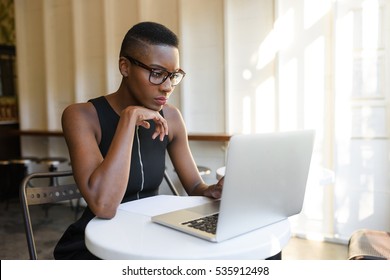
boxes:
[123,106,168,141]
[203,177,224,199]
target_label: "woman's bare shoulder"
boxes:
[62,102,96,120]
[162,103,186,142]
[162,103,182,120]
[62,101,100,139]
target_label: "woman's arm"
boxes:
[164,104,222,198]
[62,103,168,219]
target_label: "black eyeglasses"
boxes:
[123,55,186,86]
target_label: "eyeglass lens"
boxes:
[124,55,185,86]
[150,70,184,86]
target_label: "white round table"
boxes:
[85,195,291,259]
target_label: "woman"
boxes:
[54,22,223,259]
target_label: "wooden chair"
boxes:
[19,170,81,260]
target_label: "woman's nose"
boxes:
[160,77,174,91]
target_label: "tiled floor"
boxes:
[0,198,78,260]
[0,198,348,260]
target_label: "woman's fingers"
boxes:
[203,183,222,199]
[152,115,168,141]
[130,107,168,141]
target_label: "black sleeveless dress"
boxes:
[53,96,168,259]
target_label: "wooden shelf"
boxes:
[14,130,232,141]
[187,133,231,142]
[14,130,64,137]
[0,120,18,125]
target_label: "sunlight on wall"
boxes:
[362,0,379,50]
[274,0,390,240]
[242,96,251,134]
[256,7,296,70]
[253,7,296,134]
[256,30,277,70]
[358,144,375,220]
[334,0,388,235]
[351,106,387,138]
[335,186,350,225]
[333,3,353,230]
[242,69,252,80]
[255,77,275,133]
[359,191,374,221]
[256,7,295,70]
[303,0,329,30]
[304,36,325,134]
[236,5,299,136]
[361,0,381,97]
[335,10,353,159]
[274,8,295,52]
[279,58,298,130]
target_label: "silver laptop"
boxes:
[152,130,315,242]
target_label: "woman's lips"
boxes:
[155,97,167,105]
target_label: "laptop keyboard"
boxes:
[181,213,219,234]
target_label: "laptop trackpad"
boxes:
[187,200,221,216]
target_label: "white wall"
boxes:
[179,0,225,133]
[275,0,334,239]
[225,0,275,134]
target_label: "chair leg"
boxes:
[74,198,81,220]
[164,170,180,196]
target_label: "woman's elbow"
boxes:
[90,204,117,219]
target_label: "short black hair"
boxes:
[120,22,179,57]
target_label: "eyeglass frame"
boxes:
[123,55,186,86]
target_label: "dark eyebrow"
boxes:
[149,64,167,70]
[149,64,181,72]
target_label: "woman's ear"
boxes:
[119,57,129,77]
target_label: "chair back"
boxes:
[19,170,81,260]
